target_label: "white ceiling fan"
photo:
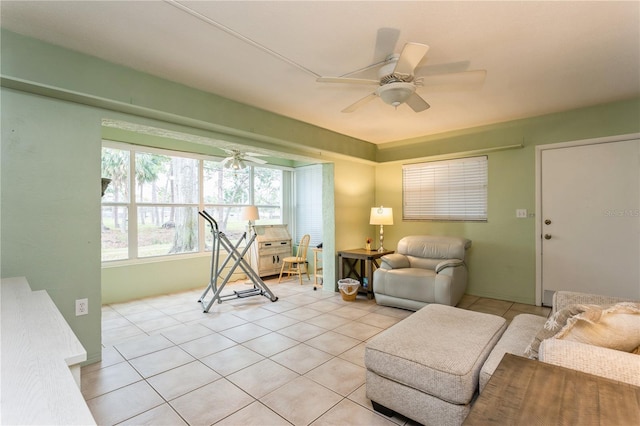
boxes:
[317,42,486,113]
[220,149,268,170]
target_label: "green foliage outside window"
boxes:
[101,144,283,262]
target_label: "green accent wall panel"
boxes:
[2,28,639,365]
[1,88,103,363]
[374,99,640,304]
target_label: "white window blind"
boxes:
[295,164,323,246]
[403,156,488,221]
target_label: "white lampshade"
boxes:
[241,205,259,221]
[370,206,394,225]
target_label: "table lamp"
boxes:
[241,205,259,229]
[370,206,393,252]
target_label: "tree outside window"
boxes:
[101,143,284,262]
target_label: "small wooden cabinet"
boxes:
[250,225,292,277]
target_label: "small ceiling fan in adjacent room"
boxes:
[317,41,486,113]
[220,149,268,170]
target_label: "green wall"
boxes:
[1,30,375,363]
[0,30,374,163]
[374,99,640,304]
[1,88,103,362]
[103,256,222,304]
[2,28,638,365]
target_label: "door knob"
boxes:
[544,234,552,240]
[545,219,551,225]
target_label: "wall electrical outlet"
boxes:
[516,209,528,218]
[76,298,88,316]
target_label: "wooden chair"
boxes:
[278,234,311,284]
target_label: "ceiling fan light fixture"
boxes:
[376,82,416,108]
[225,157,246,170]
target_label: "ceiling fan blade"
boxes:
[220,157,233,165]
[244,156,268,164]
[415,60,471,76]
[320,28,399,81]
[405,92,430,112]
[393,42,429,76]
[419,69,487,88]
[342,93,378,113]
[374,27,400,62]
[317,77,380,85]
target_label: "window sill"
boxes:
[101,252,213,268]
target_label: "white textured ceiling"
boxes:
[2,1,639,144]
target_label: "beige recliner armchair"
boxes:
[373,235,471,310]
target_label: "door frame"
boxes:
[534,132,640,306]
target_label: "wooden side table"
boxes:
[337,248,394,299]
[312,247,323,290]
[464,353,640,425]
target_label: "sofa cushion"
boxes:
[527,302,640,359]
[552,291,636,314]
[365,304,506,405]
[407,255,441,270]
[480,313,547,392]
[540,339,640,386]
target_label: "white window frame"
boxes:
[403,156,488,222]
[101,140,290,263]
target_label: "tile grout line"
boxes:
[88,282,548,425]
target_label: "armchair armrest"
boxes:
[435,259,464,273]
[379,253,410,270]
[539,339,640,386]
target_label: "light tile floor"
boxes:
[84,278,550,425]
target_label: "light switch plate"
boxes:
[516,209,528,218]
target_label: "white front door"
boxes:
[538,136,640,306]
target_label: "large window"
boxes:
[101,142,284,262]
[403,156,488,221]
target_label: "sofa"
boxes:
[481,291,640,390]
[365,291,640,425]
[373,235,471,310]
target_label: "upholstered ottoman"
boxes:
[365,304,507,426]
